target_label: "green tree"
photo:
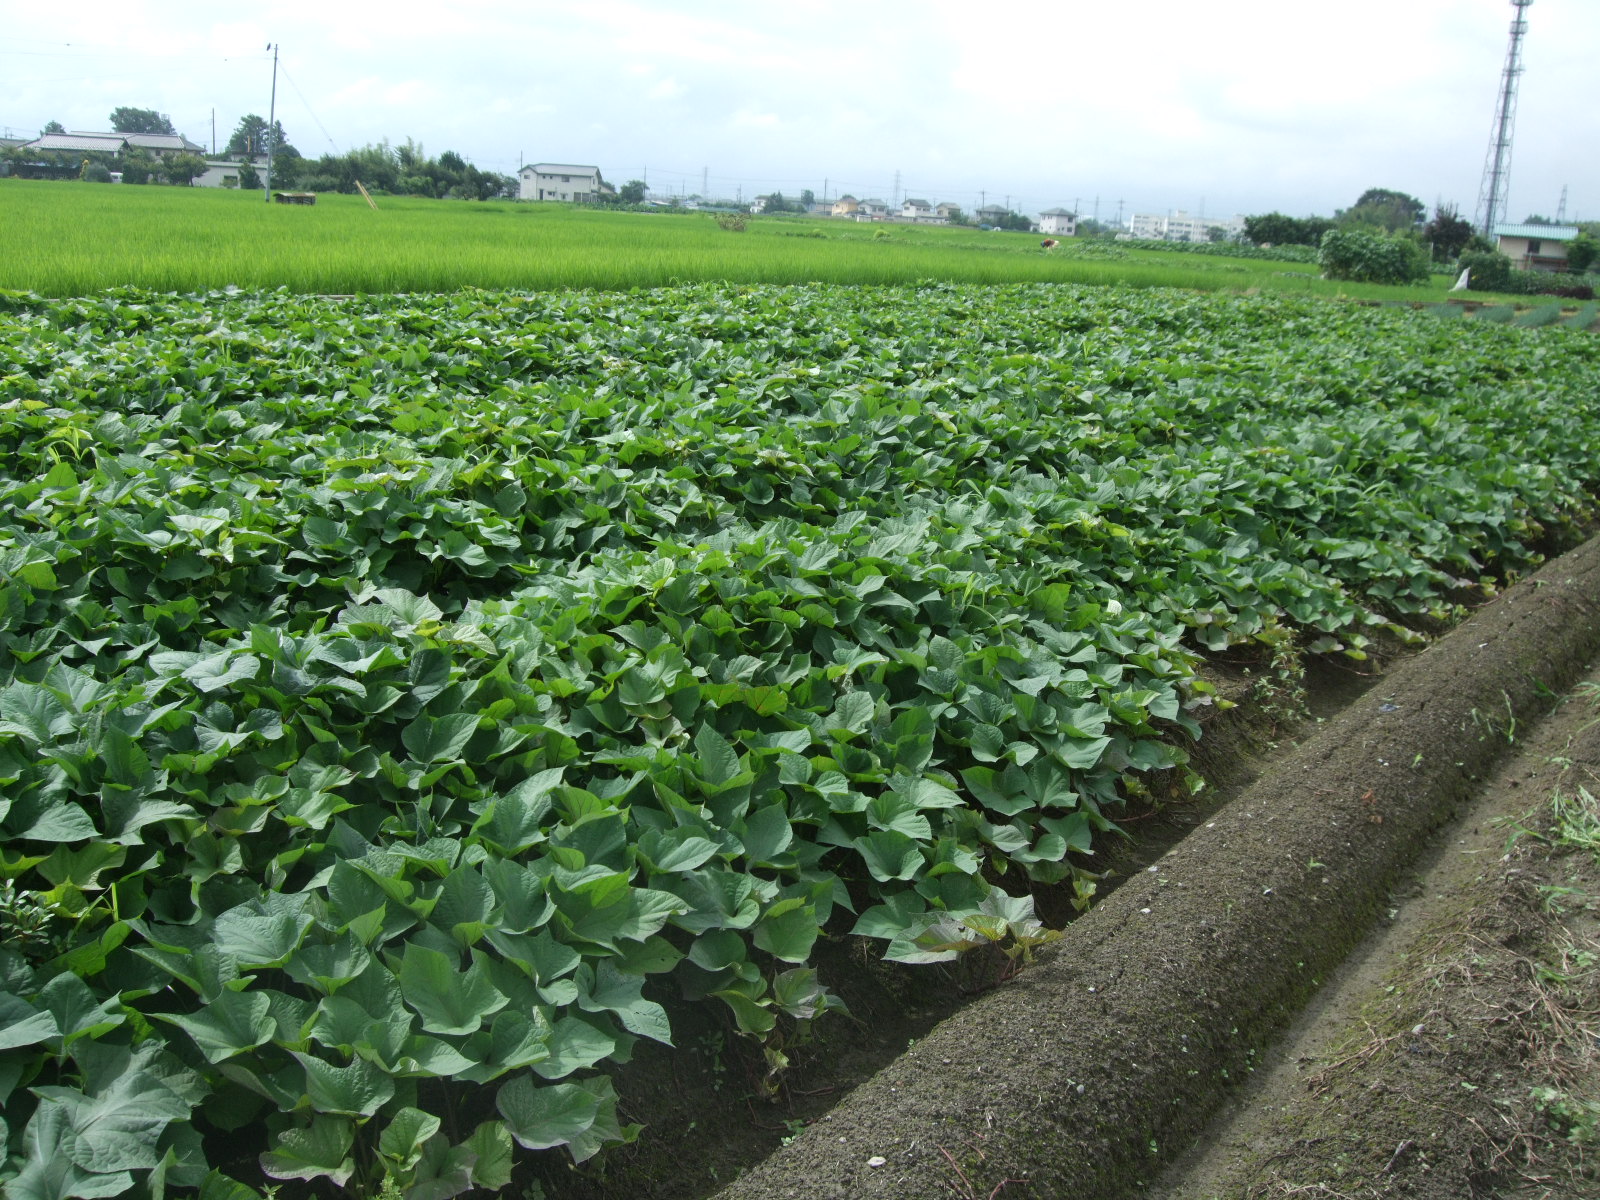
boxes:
[1566,233,1599,274]
[226,114,291,158]
[1338,188,1425,233]
[116,147,156,184]
[41,119,65,135]
[236,162,261,190]
[163,152,206,186]
[1244,212,1333,247]
[110,107,175,135]
[618,179,646,204]
[1423,203,1475,262]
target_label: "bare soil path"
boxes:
[1152,662,1600,1200]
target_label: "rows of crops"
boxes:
[2,282,1599,1198]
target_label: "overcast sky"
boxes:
[5,0,1596,223]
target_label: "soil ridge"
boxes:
[712,537,1600,1200]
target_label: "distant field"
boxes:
[0,179,1488,300]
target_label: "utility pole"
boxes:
[702,166,708,196]
[1476,0,1535,237]
[263,42,278,201]
[1093,195,1100,222]
[1116,198,1125,227]
[893,169,901,207]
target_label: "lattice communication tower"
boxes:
[1475,0,1534,237]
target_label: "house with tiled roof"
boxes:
[1494,223,1582,273]
[21,130,205,156]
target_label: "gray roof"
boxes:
[122,132,205,152]
[24,131,204,154]
[523,163,599,175]
[26,133,126,152]
[1494,223,1580,241]
[1040,207,1076,216]
[903,198,931,207]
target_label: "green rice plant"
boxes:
[0,180,1502,301]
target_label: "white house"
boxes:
[195,161,248,188]
[859,198,891,220]
[519,163,602,202]
[1494,223,1581,273]
[1038,208,1077,236]
[901,197,935,222]
[935,202,963,223]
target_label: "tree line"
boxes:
[9,107,519,201]
[1241,187,1598,290]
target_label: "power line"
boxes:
[275,60,340,153]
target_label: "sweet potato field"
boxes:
[1,282,1598,1199]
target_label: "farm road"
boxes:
[714,536,1600,1200]
[1154,654,1600,1198]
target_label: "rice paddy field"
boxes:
[0,178,1525,301]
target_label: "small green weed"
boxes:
[1532,1087,1600,1146]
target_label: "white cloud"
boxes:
[3,0,1597,221]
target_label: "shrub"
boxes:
[83,164,113,184]
[715,213,748,232]
[1527,279,1595,301]
[1460,250,1513,292]
[1318,229,1431,285]
[1566,233,1599,275]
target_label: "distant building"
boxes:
[1038,208,1077,236]
[935,202,963,223]
[1494,223,1581,273]
[831,194,860,217]
[1127,210,1244,242]
[518,163,602,202]
[900,197,935,222]
[859,198,891,220]
[974,204,1009,227]
[194,159,262,188]
[21,130,206,156]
